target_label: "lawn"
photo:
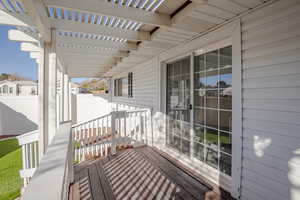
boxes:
[0,138,22,200]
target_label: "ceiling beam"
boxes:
[30,52,40,59]
[21,42,40,52]
[50,18,150,41]
[56,36,137,50]
[8,29,39,43]
[57,48,129,57]
[61,53,128,59]
[44,0,171,27]
[21,0,51,42]
[0,9,34,27]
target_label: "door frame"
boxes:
[158,20,242,198]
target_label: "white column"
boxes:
[44,32,57,145]
[63,74,70,121]
[37,45,46,158]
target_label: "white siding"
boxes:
[110,0,300,199]
[112,58,159,111]
[241,0,300,199]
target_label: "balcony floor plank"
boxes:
[70,146,231,200]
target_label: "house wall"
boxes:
[19,85,38,96]
[0,82,17,96]
[109,0,300,199]
[0,96,38,135]
[74,94,112,124]
[240,0,300,199]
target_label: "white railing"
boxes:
[72,109,153,163]
[17,130,39,187]
[21,121,73,200]
[19,109,153,199]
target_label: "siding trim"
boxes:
[231,19,243,199]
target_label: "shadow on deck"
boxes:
[69,146,233,200]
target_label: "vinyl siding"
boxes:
[240,0,300,199]
[111,58,159,111]
[110,0,300,199]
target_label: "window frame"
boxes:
[114,72,133,98]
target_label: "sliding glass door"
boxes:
[166,57,191,156]
[166,46,232,177]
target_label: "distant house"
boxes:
[71,82,79,94]
[0,80,38,96]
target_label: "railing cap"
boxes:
[17,130,38,146]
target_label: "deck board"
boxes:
[71,146,228,200]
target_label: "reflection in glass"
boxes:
[194,142,204,161]
[182,139,191,156]
[205,128,218,149]
[194,73,205,89]
[194,126,204,143]
[192,45,232,176]
[206,109,218,129]
[220,111,232,132]
[194,108,205,124]
[220,132,231,154]
[219,68,232,88]
[194,90,205,107]
[166,57,191,156]
[195,54,205,72]
[206,148,218,169]
[206,50,218,71]
[220,89,232,110]
[220,46,232,69]
[220,153,231,176]
[206,90,218,109]
[206,70,218,88]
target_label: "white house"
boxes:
[0,80,38,96]
[1,0,300,199]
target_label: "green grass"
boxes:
[0,139,22,200]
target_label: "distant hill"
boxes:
[76,79,109,94]
[0,73,34,82]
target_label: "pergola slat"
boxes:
[44,0,171,27]
[50,18,150,41]
[57,36,137,50]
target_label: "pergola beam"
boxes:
[44,0,171,27]
[21,0,51,42]
[21,43,40,52]
[8,29,39,43]
[57,49,129,57]
[57,36,137,50]
[50,18,150,41]
[0,9,34,27]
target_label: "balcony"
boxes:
[18,109,231,200]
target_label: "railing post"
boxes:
[111,111,117,155]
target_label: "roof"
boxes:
[0,80,37,86]
[1,0,272,78]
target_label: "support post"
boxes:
[63,74,70,121]
[111,111,116,155]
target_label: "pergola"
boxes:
[0,0,265,78]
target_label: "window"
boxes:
[128,72,133,97]
[114,72,133,97]
[193,46,232,176]
[3,85,8,93]
[31,87,36,95]
[0,87,2,93]
[9,87,13,94]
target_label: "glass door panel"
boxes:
[193,46,232,176]
[166,57,191,156]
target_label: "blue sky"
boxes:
[0,25,38,80]
[0,25,87,83]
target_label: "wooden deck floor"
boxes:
[70,147,232,200]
